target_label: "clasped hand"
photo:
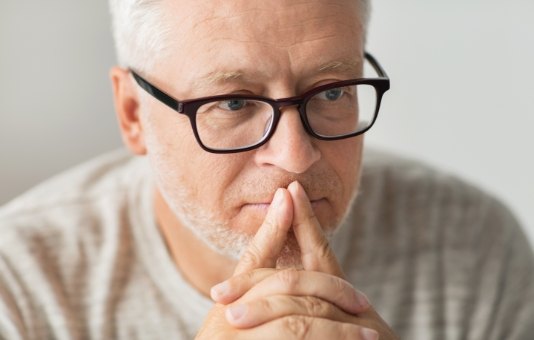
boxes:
[196,181,398,339]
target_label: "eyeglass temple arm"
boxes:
[130,70,183,112]
[364,52,389,79]
[130,53,388,112]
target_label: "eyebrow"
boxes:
[192,71,246,90]
[191,58,363,90]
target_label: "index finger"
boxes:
[288,181,345,278]
[233,188,294,275]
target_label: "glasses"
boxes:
[130,52,390,154]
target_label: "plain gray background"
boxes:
[1,0,533,246]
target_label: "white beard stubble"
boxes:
[143,115,360,268]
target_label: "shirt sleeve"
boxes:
[466,197,534,340]
[0,254,29,340]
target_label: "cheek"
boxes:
[321,136,363,205]
[142,108,249,217]
[143,110,198,184]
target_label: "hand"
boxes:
[196,181,398,339]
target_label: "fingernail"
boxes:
[288,181,309,201]
[226,304,247,322]
[287,181,299,193]
[355,291,371,311]
[360,327,378,340]
[272,188,284,208]
[210,281,229,301]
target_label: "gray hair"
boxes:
[109,0,371,74]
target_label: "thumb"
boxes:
[233,188,293,275]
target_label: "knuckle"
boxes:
[240,245,263,269]
[282,315,311,340]
[331,277,353,305]
[227,271,253,294]
[301,238,334,271]
[330,275,348,294]
[263,217,283,238]
[306,211,319,225]
[294,210,317,230]
[276,268,300,290]
[257,297,274,314]
[241,270,256,284]
[262,217,284,241]
[262,217,276,232]
[301,296,329,316]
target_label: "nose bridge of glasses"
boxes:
[273,96,303,111]
[270,96,307,131]
[269,96,309,133]
[266,95,315,142]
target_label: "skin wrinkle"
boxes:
[155,153,352,274]
[318,60,361,73]
[187,42,363,98]
[192,59,361,93]
[196,2,359,48]
[151,139,345,261]
[110,0,369,70]
[139,0,363,269]
[224,1,354,27]
[214,33,348,48]
[170,14,359,98]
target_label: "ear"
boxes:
[110,67,147,155]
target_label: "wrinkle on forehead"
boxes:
[191,58,363,91]
[183,0,361,47]
[318,59,362,73]
[161,0,364,95]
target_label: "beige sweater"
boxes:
[0,149,532,339]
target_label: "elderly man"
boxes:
[1,0,533,339]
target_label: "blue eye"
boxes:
[220,99,246,111]
[321,88,344,101]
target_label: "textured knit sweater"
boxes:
[0,148,533,339]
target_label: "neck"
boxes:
[154,189,236,297]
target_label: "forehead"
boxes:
[159,0,364,92]
[185,1,360,41]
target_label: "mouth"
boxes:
[243,198,327,211]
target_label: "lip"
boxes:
[243,198,327,211]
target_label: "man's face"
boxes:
[140,0,365,258]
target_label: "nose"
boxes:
[254,106,321,174]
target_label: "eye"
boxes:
[317,88,345,101]
[219,99,247,111]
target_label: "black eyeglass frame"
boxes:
[130,52,390,154]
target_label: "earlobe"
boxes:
[110,66,147,155]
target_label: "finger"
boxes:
[226,295,354,328]
[211,268,277,303]
[357,308,400,340]
[287,181,344,277]
[234,315,379,340]
[233,188,294,275]
[237,269,370,315]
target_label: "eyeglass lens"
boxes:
[195,83,378,151]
